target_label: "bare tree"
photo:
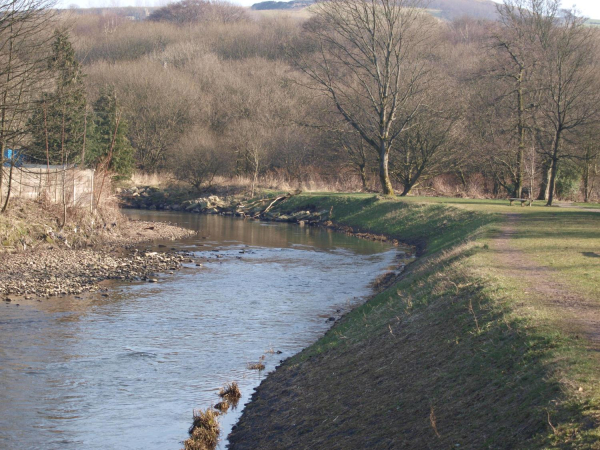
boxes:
[169,128,226,191]
[489,0,557,198]
[234,121,271,197]
[535,10,600,206]
[392,108,460,196]
[331,125,373,191]
[294,0,437,195]
[0,0,55,211]
[577,126,600,203]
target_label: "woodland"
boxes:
[1,0,600,209]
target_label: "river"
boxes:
[0,211,401,449]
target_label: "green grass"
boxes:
[574,201,600,209]
[232,193,600,448]
[274,193,496,255]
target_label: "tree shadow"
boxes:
[582,252,600,258]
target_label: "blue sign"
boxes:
[3,149,24,167]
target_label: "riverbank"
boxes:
[228,194,600,448]
[0,199,195,299]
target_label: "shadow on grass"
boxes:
[583,252,600,258]
[508,211,600,241]
[229,244,600,449]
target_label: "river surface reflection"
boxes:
[0,211,398,449]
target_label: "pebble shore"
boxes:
[0,219,195,300]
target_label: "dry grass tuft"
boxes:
[129,171,172,187]
[183,408,220,450]
[214,400,230,413]
[247,362,265,371]
[218,381,241,401]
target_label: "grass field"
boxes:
[229,193,600,449]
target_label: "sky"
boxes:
[57,0,600,20]
[492,0,600,19]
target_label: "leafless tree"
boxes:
[293,0,437,195]
[0,0,55,211]
[169,128,227,191]
[331,125,373,191]
[392,108,460,196]
[488,0,557,198]
[535,9,600,206]
[233,121,272,197]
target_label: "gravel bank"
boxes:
[0,218,196,300]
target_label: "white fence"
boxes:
[1,166,95,208]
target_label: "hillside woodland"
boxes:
[1,0,600,212]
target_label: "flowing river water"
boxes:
[0,211,403,449]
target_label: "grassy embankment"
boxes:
[229,194,600,449]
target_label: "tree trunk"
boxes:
[379,145,394,196]
[546,156,559,206]
[546,133,561,206]
[457,168,467,189]
[359,164,368,191]
[537,161,551,200]
[516,69,525,199]
[400,182,413,196]
[583,160,590,203]
[1,159,14,213]
[0,144,4,205]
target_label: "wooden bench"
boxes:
[509,198,533,207]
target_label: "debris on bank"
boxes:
[119,188,405,247]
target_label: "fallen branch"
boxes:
[254,190,302,218]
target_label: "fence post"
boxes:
[90,169,94,213]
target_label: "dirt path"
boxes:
[492,214,600,349]
[556,202,600,213]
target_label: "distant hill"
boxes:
[251,0,499,20]
[251,0,313,10]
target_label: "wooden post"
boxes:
[90,169,94,213]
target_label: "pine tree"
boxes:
[28,29,86,166]
[88,86,134,178]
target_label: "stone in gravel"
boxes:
[148,278,158,283]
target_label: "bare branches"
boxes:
[292,0,437,194]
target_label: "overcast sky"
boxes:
[58,0,600,20]
[491,0,600,19]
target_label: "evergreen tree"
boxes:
[27,30,86,166]
[89,86,134,178]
